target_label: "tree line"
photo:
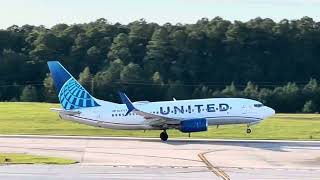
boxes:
[1,17,320,113]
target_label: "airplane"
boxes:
[48,61,275,141]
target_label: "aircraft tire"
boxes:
[246,128,252,134]
[160,131,168,141]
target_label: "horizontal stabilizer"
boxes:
[50,108,81,116]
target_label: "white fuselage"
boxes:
[60,98,275,130]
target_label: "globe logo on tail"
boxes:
[59,78,100,110]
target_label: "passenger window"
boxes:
[254,104,263,107]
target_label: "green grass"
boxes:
[0,102,320,140]
[0,153,76,165]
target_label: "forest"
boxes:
[0,17,320,113]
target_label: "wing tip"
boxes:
[118,91,135,116]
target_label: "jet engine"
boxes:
[179,118,208,133]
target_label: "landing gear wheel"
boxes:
[160,131,168,141]
[246,128,252,134]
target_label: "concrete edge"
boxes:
[0,135,319,143]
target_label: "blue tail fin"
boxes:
[47,61,100,110]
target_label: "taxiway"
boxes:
[0,135,318,180]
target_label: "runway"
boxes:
[0,135,319,180]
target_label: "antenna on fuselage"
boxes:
[173,98,177,101]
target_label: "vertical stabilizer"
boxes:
[47,61,100,110]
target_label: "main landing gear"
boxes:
[160,130,168,141]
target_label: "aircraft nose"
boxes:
[265,106,275,118]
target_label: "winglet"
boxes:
[118,92,135,116]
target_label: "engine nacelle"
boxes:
[179,118,208,133]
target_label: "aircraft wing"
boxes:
[118,92,181,126]
[131,108,181,126]
[50,108,81,116]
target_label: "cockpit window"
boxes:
[254,104,264,107]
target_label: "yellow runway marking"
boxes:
[198,151,230,180]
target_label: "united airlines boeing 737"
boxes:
[48,61,275,141]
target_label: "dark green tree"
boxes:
[108,33,132,63]
[120,63,143,82]
[1,17,320,112]
[20,85,38,102]
[222,82,238,97]
[144,28,172,77]
[243,81,259,99]
[78,66,92,91]
[302,100,316,113]
[43,73,58,102]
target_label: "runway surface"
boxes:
[0,135,319,180]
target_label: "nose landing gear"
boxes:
[160,130,168,141]
[246,128,252,134]
[246,124,252,134]
[246,121,261,134]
